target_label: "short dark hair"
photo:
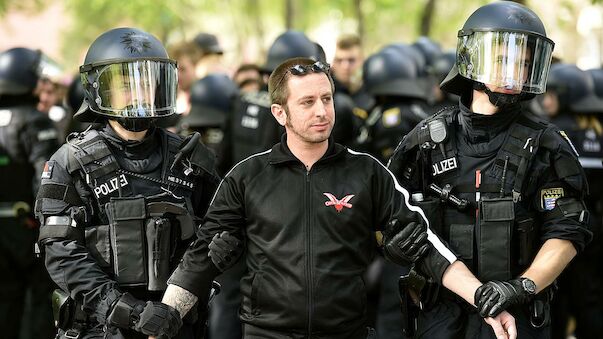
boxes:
[336,34,362,50]
[268,57,334,105]
[168,41,201,64]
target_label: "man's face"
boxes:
[332,46,362,85]
[36,79,59,113]
[177,56,196,92]
[485,45,532,95]
[280,72,335,144]
[541,91,559,117]
[104,74,155,112]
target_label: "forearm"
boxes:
[161,284,199,318]
[521,238,576,293]
[441,260,482,306]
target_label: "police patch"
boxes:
[382,107,401,127]
[41,161,54,179]
[541,187,564,210]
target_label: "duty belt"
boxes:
[0,201,30,218]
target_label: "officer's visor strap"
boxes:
[37,183,83,206]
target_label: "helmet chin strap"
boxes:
[473,82,521,108]
[117,118,154,132]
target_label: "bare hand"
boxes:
[483,310,517,339]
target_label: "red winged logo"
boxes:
[323,193,355,212]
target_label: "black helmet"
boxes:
[587,68,603,100]
[65,75,86,114]
[362,49,426,100]
[0,47,42,96]
[76,27,177,125]
[381,43,427,76]
[194,33,224,55]
[428,51,456,83]
[263,31,319,73]
[412,36,442,67]
[547,63,603,113]
[441,1,554,97]
[183,73,239,128]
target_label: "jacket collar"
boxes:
[268,133,346,166]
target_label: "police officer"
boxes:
[361,48,429,163]
[181,74,239,176]
[0,47,59,339]
[388,2,591,338]
[426,51,459,112]
[34,27,220,339]
[543,64,603,339]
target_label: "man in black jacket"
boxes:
[157,57,517,339]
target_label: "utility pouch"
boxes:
[478,197,514,281]
[107,196,146,286]
[413,197,443,234]
[516,217,535,266]
[147,201,195,240]
[146,217,171,291]
[52,289,74,330]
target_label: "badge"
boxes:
[323,193,354,212]
[559,131,579,157]
[382,107,401,127]
[41,161,54,179]
[541,187,564,210]
[432,157,458,176]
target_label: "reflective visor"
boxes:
[95,60,177,118]
[457,31,554,94]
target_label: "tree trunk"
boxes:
[353,0,364,43]
[285,0,294,29]
[419,0,437,36]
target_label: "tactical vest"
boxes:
[63,129,211,291]
[409,108,555,281]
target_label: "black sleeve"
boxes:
[534,129,593,252]
[169,168,246,299]
[21,113,60,195]
[36,145,122,323]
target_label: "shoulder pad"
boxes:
[64,129,104,173]
[240,91,271,108]
[540,128,587,193]
[168,130,217,177]
[188,141,217,177]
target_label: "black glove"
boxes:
[107,293,182,338]
[208,231,243,271]
[384,220,430,266]
[475,278,535,318]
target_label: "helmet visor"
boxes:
[457,31,554,94]
[95,60,177,118]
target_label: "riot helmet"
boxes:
[0,47,42,96]
[381,43,427,76]
[547,63,603,113]
[587,68,603,100]
[194,33,224,55]
[263,31,319,73]
[183,73,239,128]
[412,36,442,68]
[76,27,178,131]
[65,75,86,114]
[429,51,456,83]
[441,1,554,103]
[363,49,426,100]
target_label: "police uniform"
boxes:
[0,47,60,339]
[34,27,221,339]
[388,98,592,338]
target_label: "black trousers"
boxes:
[416,299,550,339]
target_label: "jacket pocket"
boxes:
[84,225,111,268]
[250,271,263,316]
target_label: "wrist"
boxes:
[107,292,146,329]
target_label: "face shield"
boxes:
[456,31,554,94]
[84,59,177,118]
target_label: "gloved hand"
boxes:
[475,279,535,318]
[106,292,182,338]
[208,231,243,271]
[384,220,430,266]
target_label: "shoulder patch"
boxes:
[41,161,55,179]
[541,187,565,210]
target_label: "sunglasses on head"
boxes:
[272,61,331,94]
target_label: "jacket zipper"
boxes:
[305,168,313,335]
